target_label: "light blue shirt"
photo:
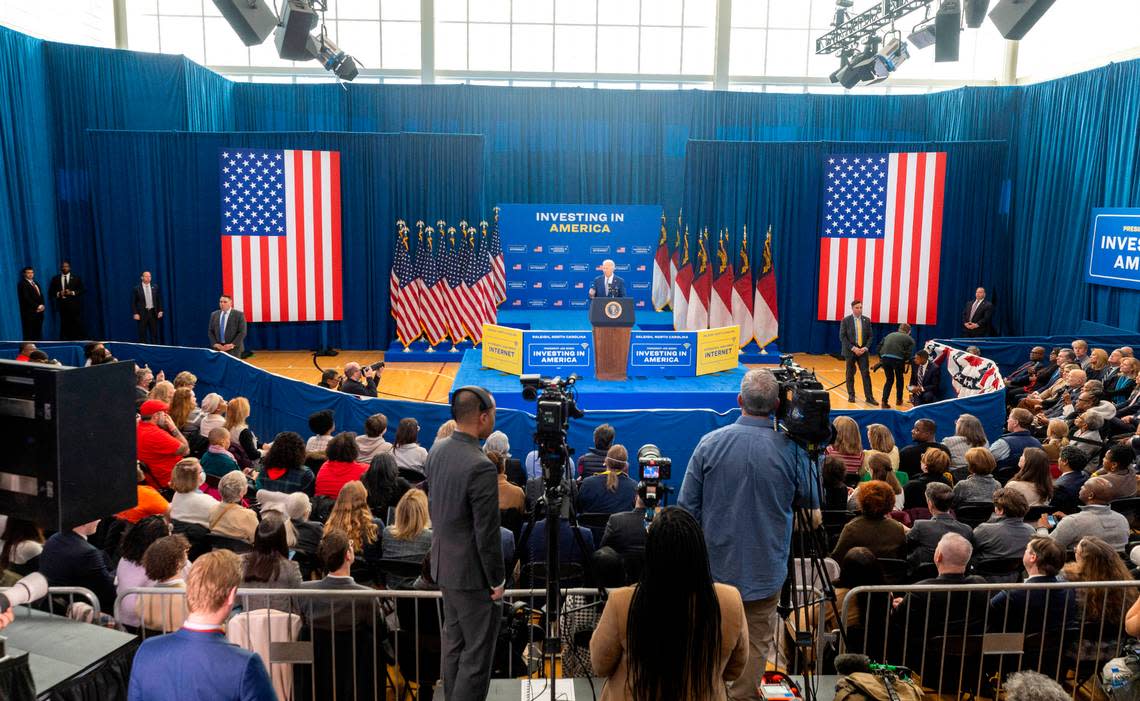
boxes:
[678,415,816,601]
[219,310,229,339]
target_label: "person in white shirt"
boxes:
[168,459,220,527]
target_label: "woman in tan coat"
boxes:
[590,507,748,701]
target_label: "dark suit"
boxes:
[340,375,378,397]
[298,575,390,700]
[988,574,1076,633]
[425,431,504,701]
[132,282,164,344]
[910,360,942,405]
[16,277,44,340]
[208,308,247,357]
[839,314,875,400]
[128,629,275,701]
[600,508,647,581]
[590,275,626,298]
[39,531,116,613]
[48,272,85,340]
[962,298,994,337]
[890,572,988,682]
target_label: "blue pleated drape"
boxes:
[86,130,485,349]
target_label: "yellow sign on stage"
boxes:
[481,324,523,375]
[696,326,739,376]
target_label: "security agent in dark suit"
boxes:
[207,294,247,357]
[588,258,626,299]
[425,385,505,701]
[16,266,44,340]
[908,349,942,405]
[962,286,994,337]
[48,261,86,340]
[132,270,164,344]
[839,299,876,404]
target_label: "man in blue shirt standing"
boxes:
[678,368,815,701]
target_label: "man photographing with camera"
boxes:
[339,361,382,397]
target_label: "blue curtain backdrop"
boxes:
[86,130,484,350]
[681,140,1010,354]
[0,23,1137,348]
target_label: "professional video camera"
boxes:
[521,374,584,452]
[771,354,833,448]
[636,444,672,522]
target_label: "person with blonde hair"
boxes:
[850,452,904,511]
[223,396,262,463]
[825,416,864,476]
[169,458,219,527]
[435,419,457,441]
[148,380,175,405]
[381,489,433,589]
[1085,348,1109,381]
[172,371,197,390]
[902,446,952,511]
[208,471,258,543]
[323,480,381,561]
[487,450,525,513]
[577,444,637,515]
[861,423,902,480]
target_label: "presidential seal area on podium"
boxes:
[591,296,635,380]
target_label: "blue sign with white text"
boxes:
[522,331,594,375]
[627,331,698,377]
[498,203,662,313]
[1086,208,1140,291]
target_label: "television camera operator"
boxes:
[339,361,383,397]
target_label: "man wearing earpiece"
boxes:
[425,385,504,701]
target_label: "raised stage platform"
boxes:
[387,310,782,363]
[452,349,751,412]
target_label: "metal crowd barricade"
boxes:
[115,586,608,700]
[839,579,1140,698]
[0,586,101,620]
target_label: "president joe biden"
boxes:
[588,259,626,299]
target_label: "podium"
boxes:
[589,297,635,381]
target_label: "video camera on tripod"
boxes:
[771,354,833,448]
[636,444,671,524]
[520,373,584,484]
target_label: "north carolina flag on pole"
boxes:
[652,211,672,311]
[754,226,779,348]
[669,213,681,311]
[817,152,946,324]
[672,229,692,331]
[220,148,342,322]
[686,228,711,331]
[709,229,734,330]
[731,227,754,348]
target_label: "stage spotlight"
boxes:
[274,0,319,60]
[829,49,855,84]
[309,34,360,82]
[869,33,910,79]
[841,38,881,89]
[212,0,278,46]
[908,19,937,50]
[964,0,990,28]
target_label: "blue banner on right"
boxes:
[627,331,697,377]
[1086,208,1140,291]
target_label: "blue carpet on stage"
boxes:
[453,349,750,412]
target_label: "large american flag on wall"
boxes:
[220,148,343,322]
[817,152,946,324]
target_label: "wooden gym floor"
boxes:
[245,350,907,411]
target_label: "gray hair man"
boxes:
[589,258,625,299]
[678,368,813,700]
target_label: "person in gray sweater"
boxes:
[953,446,1002,507]
[972,488,1036,563]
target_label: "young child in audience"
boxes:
[305,410,335,454]
[199,427,239,479]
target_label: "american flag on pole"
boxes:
[413,226,448,346]
[442,227,468,343]
[390,224,421,347]
[454,225,482,341]
[488,209,505,304]
[220,148,342,322]
[817,152,946,324]
[468,225,496,342]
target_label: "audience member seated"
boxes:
[1107,357,1139,405]
[168,387,199,435]
[577,423,616,478]
[1061,385,1118,424]
[971,488,1035,563]
[862,423,902,478]
[988,537,1073,633]
[172,371,198,392]
[1061,536,1137,664]
[850,453,904,512]
[0,517,44,580]
[821,456,854,511]
[134,367,154,405]
[285,492,323,554]
[989,408,1042,473]
[1004,346,1047,396]
[224,397,263,465]
[488,450,526,514]
[137,399,190,488]
[905,483,973,570]
[314,433,369,498]
[139,534,191,632]
[1071,411,1107,466]
[1040,419,1068,474]
[1035,476,1129,551]
[831,480,906,562]
[522,500,596,577]
[355,413,392,462]
[148,380,175,405]
[305,409,335,455]
[391,418,429,471]
[1004,671,1071,701]
[902,447,952,511]
[1019,360,1078,413]
[200,427,240,479]
[1039,367,1086,415]
[898,419,950,479]
[952,447,1001,507]
[240,513,302,611]
[1104,384,1140,437]
[577,445,638,516]
[1049,446,1090,514]
[380,489,433,589]
[208,471,259,543]
[483,430,526,487]
[255,431,315,495]
[198,393,227,435]
[170,458,220,528]
[14,341,35,362]
[943,413,989,474]
[1092,444,1136,499]
[434,419,456,441]
[116,517,173,631]
[590,507,747,701]
[826,416,865,477]
[323,480,383,578]
[39,519,116,613]
[600,496,648,581]
[1005,447,1054,507]
[361,452,411,516]
[117,466,171,523]
[127,550,276,701]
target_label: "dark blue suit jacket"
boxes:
[128,629,275,700]
[590,275,626,298]
[39,531,116,613]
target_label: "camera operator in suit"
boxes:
[207,294,246,357]
[589,259,626,299]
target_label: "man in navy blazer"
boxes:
[909,349,942,405]
[39,520,116,614]
[588,259,626,299]
[128,550,275,701]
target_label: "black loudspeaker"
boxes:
[964,0,991,27]
[0,360,136,530]
[935,1,961,63]
[988,0,1056,40]
[275,0,319,61]
[212,0,279,47]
